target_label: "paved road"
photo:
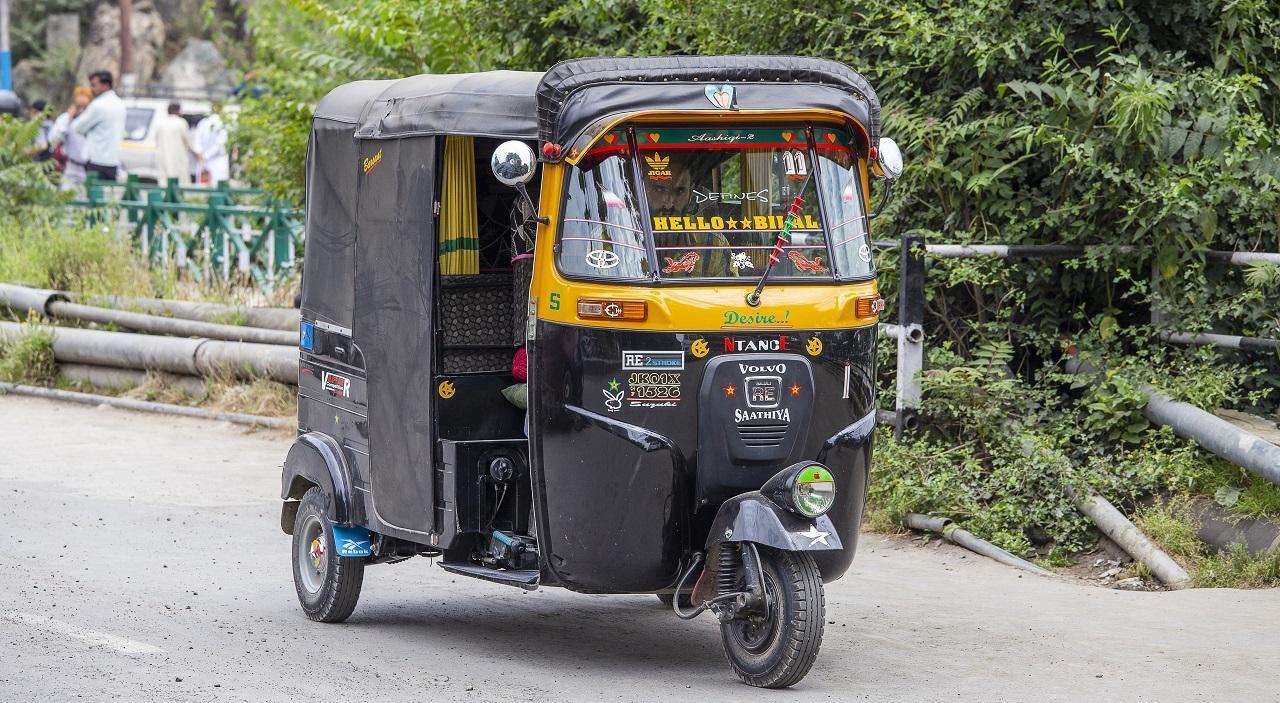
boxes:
[1,395,1277,702]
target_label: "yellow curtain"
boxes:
[439,135,479,275]
[741,149,773,268]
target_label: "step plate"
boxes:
[438,562,540,591]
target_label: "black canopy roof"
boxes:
[536,56,880,158]
[314,71,543,140]
[312,56,880,156]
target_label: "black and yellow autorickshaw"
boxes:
[279,56,902,688]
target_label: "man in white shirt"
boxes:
[47,86,94,193]
[71,70,127,182]
[192,110,230,186]
[155,102,193,184]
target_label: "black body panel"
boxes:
[529,322,875,593]
[353,136,439,538]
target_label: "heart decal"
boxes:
[645,132,661,143]
[824,132,837,143]
[703,84,736,110]
[603,133,617,144]
[782,131,796,142]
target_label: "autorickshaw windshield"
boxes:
[557,124,874,282]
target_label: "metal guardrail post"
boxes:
[896,232,925,439]
[164,177,182,203]
[144,190,163,261]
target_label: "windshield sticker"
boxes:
[859,244,872,262]
[623,350,684,371]
[662,252,700,273]
[603,378,623,412]
[644,152,672,180]
[603,133,618,144]
[782,150,808,179]
[651,214,820,232]
[722,309,792,329]
[633,128,810,148]
[690,338,710,358]
[586,249,620,269]
[693,188,769,205]
[724,336,790,352]
[787,251,828,273]
[704,84,736,109]
[730,252,755,270]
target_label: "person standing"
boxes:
[192,109,229,186]
[154,102,192,184]
[28,100,54,160]
[71,70,127,182]
[47,86,93,193]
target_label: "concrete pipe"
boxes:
[1066,357,1280,486]
[0,283,67,316]
[47,301,297,346]
[58,363,207,397]
[88,295,299,332]
[904,513,1057,578]
[1065,486,1190,588]
[0,321,297,384]
[0,382,291,429]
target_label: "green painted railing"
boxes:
[68,175,303,291]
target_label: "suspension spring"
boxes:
[718,543,740,596]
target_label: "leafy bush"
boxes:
[0,215,155,296]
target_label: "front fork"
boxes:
[674,543,768,622]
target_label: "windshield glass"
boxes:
[556,124,873,282]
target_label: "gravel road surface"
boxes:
[1,395,1276,702]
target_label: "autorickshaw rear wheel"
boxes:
[720,547,825,688]
[291,486,365,623]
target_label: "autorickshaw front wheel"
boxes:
[720,547,825,688]
[291,486,364,623]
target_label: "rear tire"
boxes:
[291,486,364,623]
[720,547,825,688]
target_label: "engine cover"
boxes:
[696,353,815,503]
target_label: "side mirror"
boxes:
[874,137,903,181]
[491,140,537,186]
[490,140,548,225]
[868,137,902,220]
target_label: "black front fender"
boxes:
[705,491,843,552]
[279,432,355,533]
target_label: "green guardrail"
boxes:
[68,175,303,291]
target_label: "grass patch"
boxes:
[201,366,296,418]
[0,321,56,385]
[1133,497,1280,588]
[208,309,250,327]
[0,215,154,296]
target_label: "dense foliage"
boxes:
[233,0,1280,562]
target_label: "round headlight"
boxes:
[792,465,836,518]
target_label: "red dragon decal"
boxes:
[662,251,700,273]
[787,250,829,273]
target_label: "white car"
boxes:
[119,97,211,182]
